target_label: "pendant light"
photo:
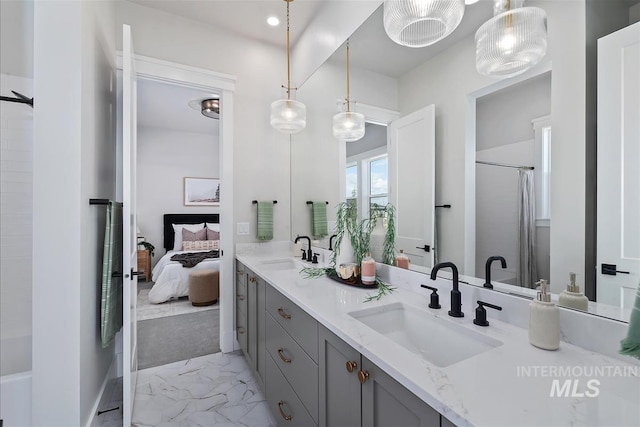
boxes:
[383,0,466,48]
[475,0,547,78]
[270,0,306,134]
[333,40,365,142]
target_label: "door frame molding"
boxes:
[116,52,237,353]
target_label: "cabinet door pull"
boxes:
[358,370,370,384]
[277,348,292,363]
[236,294,245,301]
[346,360,358,373]
[236,326,245,334]
[278,400,292,421]
[249,276,257,283]
[277,308,292,320]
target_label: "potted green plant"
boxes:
[138,241,155,257]
[302,202,397,302]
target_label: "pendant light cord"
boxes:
[286,0,291,100]
[346,40,351,112]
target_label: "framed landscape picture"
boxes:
[184,177,220,206]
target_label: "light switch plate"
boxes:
[237,222,250,236]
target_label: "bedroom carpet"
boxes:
[137,288,219,321]
[137,309,220,370]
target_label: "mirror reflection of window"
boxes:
[345,151,388,220]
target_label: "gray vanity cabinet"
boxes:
[235,261,248,355]
[318,326,362,427]
[361,357,440,427]
[319,325,442,427]
[236,261,267,388]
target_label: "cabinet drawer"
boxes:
[236,261,247,286]
[236,307,248,354]
[236,280,247,315]
[266,353,317,427]
[266,285,318,362]
[266,313,318,422]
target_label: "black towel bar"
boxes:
[90,199,110,205]
[252,200,277,204]
[306,201,329,205]
[435,204,452,209]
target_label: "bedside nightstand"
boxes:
[137,249,152,282]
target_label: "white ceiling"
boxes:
[137,78,219,133]
[128,0,326,48]
[128,0,495,79]
[337,2,494,78]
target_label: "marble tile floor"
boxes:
[92,352,276,427]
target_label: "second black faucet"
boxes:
[430,262,464,318]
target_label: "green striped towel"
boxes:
[257,201,274,241]
[620,281,640,359]
[312,201,328,238]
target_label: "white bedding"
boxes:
[148,250,220,304]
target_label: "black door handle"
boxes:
[602,263,630,276]
[131,270,144,276]
[416,245,431,252]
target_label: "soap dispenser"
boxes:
[395,249,410,269]
[529,279,560,350]
[558,272,589,311]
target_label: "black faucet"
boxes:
[430,262,464,318]
[484,256,507,289]
[328,234,338,251]
[295,235,313,261]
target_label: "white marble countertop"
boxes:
[236,247,640,427]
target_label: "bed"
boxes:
[147,213,220,304]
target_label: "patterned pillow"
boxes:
[183,240,219,251]
[207,228,220,241]
[182,227,207,243]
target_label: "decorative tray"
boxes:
[326,269,378,289]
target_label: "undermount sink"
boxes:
[260,258,299,271]
[349,302,503,367]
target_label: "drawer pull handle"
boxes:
[358,370,370,384]
[278,400,292,421]
[277,348,292,363]
[249,276,257,283]
[236,294,245,301]
[346,360,358,373]
[277,308,292,320]
[237,326,245,334]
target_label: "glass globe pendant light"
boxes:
[383,0,465,48]
[270,0,306,134]
[333,40,365,142]
[475,0,547,78]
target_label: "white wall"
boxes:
[0,73,33,377]
[293,58,398,239]
[33,0,116,425]
[0,0,33,78]
[399,0,585,291]
[117,1,291,244]
[137,127,219,264]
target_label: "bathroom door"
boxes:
[122,23,139,426]
[388,105,436,268]
[597,22,640,310]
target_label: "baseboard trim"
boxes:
[85,356,117,427]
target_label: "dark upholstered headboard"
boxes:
[163,213,220,252]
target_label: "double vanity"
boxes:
[236,242,640,427]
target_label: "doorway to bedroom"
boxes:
[134,78,222,369]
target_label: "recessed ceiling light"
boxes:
[267,16,280,26]
[465,0,480,4]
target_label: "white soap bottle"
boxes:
[558,272,589,311]
[529,279,560,350]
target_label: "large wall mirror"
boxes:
[291,0,640,323]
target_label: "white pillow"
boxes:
[206,223,220,231]
[172,223,205,251]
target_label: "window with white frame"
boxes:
[532,116,551,225]
[346,147,388,220]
